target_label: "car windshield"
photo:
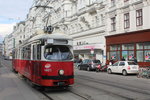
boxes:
[128,62,137,65]
[44,45,73,60]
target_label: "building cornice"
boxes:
[70,25,105,38]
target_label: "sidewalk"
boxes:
[0,62,41,100]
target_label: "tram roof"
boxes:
[29,33,72,42]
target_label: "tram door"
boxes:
[32,44,41,83]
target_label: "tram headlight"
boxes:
[59,70,64,75]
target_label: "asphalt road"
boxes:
[0,58,42,100]
[1,58,150,100]
[74,69,150,100]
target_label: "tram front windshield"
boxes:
[44,45,73,60]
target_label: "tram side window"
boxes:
[22,45,31,60]
[33,45,37,60]
[21,48,25,59]
[27,45,31,60]
[37,44,41,60]
[33,44,41,60]
[12,51,15,59]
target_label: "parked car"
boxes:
[74,59,82,68]
[78,59,101,71]
[107,61,139,76]
[4,56,9,60]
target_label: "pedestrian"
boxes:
[78,59,82,63]
[109,57,114,65]
[121,57,125,61]
[134,57,137,63]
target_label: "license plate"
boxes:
[132,66,137,69]
[57,82,65,86]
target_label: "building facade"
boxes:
[4,0,150,65]
[0,43,2,56]
[24,0,107,64]
[3,33,14,59]
[105,0,150,66]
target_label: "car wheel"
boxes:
[96,68,99,72]
[87,67,91,71]
[108,69,112,74]
[122,70,127,76]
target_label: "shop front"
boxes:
[73,44,105,64]
[106,29,150,67]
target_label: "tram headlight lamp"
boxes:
[59,70,64,75]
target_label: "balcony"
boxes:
[86,5,96,14]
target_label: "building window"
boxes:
[122,44,134,61]
[95,16,100,27]
[22,45,31,60]
[110,45,120,60]
[111,17,116,31]
[124,13,130,29]
[111,0,115,6]
[101,14,104,25]
[136,42,150,62]
[136,9,143,26]
[124,0,129,2]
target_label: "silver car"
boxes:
[107,61,139,76]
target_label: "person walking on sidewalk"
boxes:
[133,57,138,64]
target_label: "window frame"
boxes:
[111,17,116,31]
[124,0,129,2]
[111,0,116,6]
[136,42,150,62]
[136,9,143,26]
[124,13,130,29]
[109,45,120,60]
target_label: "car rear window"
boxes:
[93,60,101,64]
[128,62,137,65]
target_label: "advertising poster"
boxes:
[110,52,116,60]
[145,52,150,60]
[122,51,127,60]
[129,54,134,60]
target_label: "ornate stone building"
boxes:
[26,0,107,63]
[105,0,150,66]
[4,0,150,65]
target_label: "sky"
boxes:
[0,0,34,43]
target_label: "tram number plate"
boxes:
[57,82,65,86]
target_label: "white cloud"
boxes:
[0,0,33,20]
[0,23,15,37]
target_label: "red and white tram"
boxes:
[12,32,74,87]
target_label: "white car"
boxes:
[107,61,139,76]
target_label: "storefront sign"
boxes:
[74,44,104,50]
[90,48,94,54]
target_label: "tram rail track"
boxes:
[68,89,92,100]
[76,75,150,96]
[76,75,150,100]
[75,80,134,100]
[40,91,54,100]
[38,88,93,100]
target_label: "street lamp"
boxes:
[35,5,56,33]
